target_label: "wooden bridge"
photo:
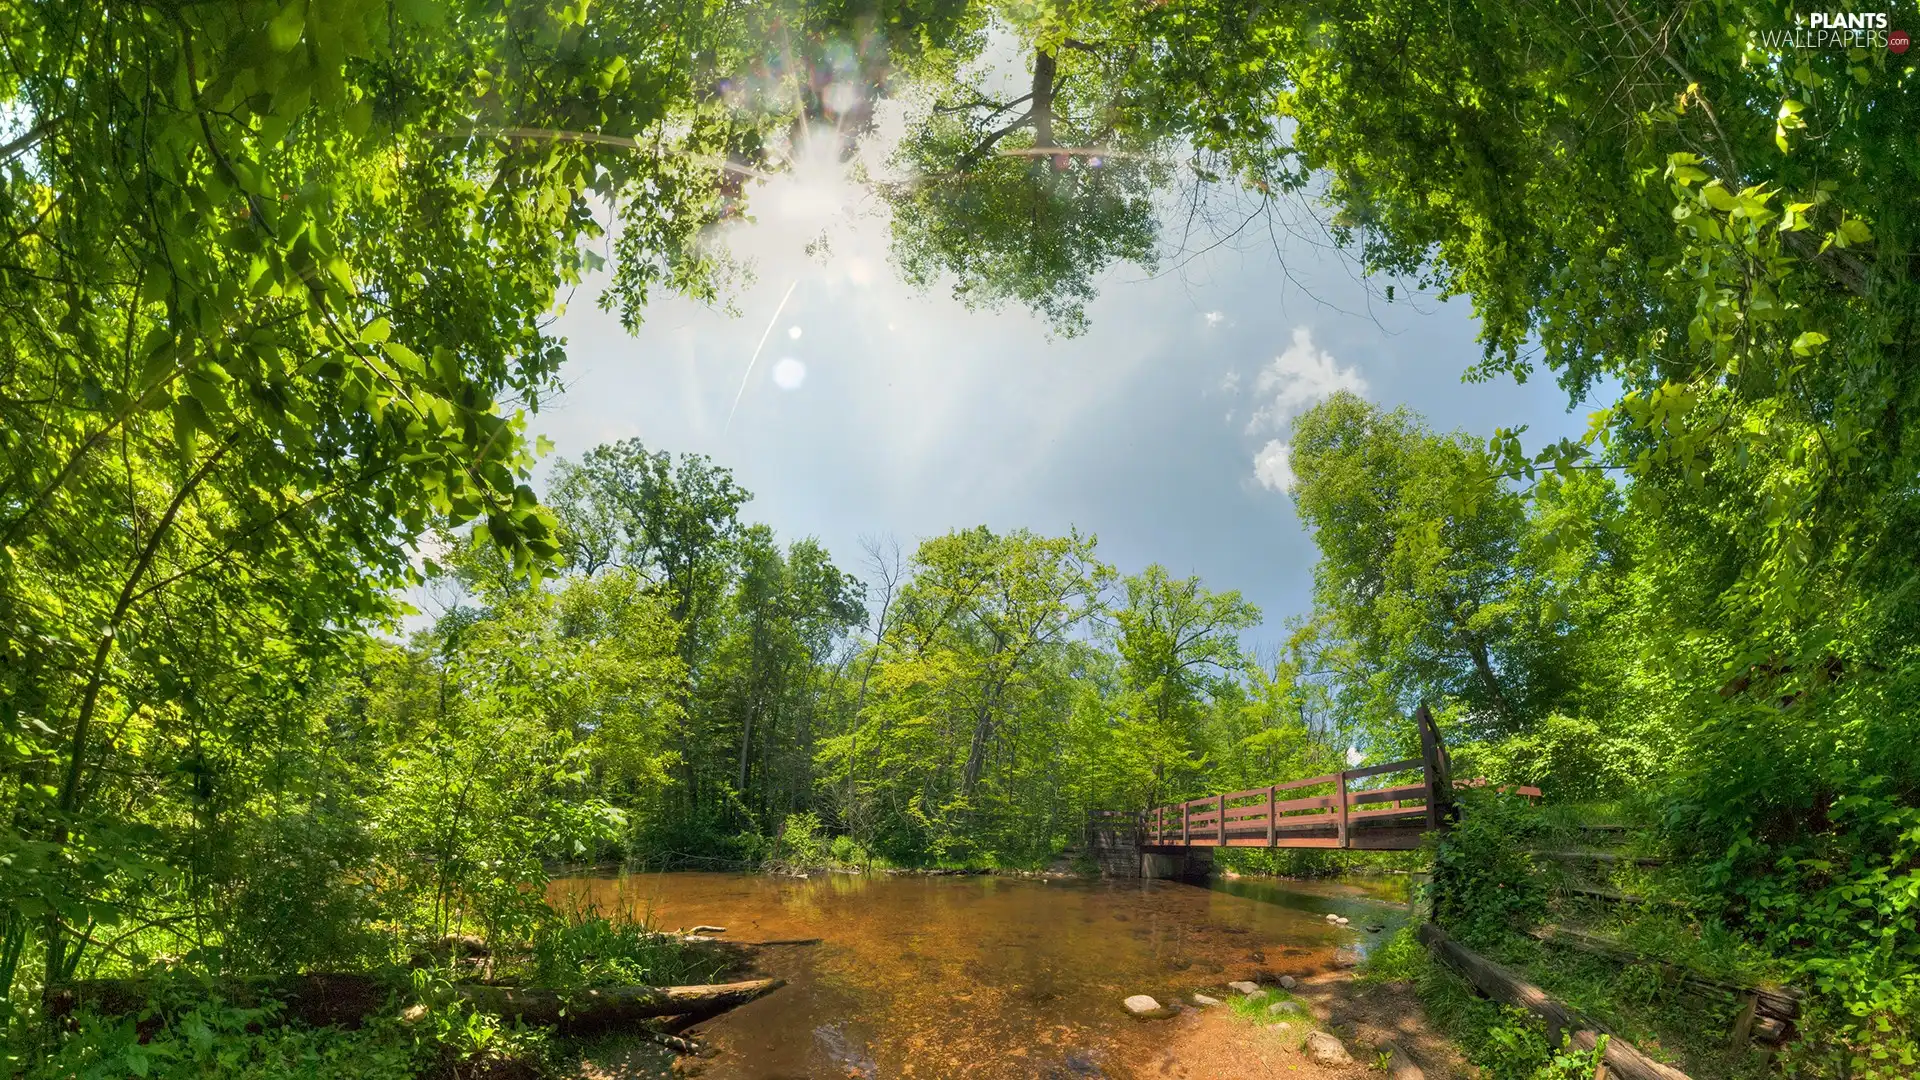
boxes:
[1088,707,1539,877]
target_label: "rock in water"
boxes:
[1123,995,1164,1017]
[1324,913,1340,923]
[1227,980,1261,995]
[1306,1031,1354,1066]
[1333,946,1363,967]
[1191,993,1221,1007]
[1277,975,1297,989]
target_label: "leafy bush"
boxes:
[1429,788,1549,947]
[762,812,874,872]
[1474,1008,1608,1080]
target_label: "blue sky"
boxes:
[525,143,1598,645]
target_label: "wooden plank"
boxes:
[1349,805,1428,821]
[1417,923,1693,1080]
[1342,758,1425,781]
[1273,794,1337,813]
[1350,783,1429,806]
[1347,830,1427,851]
[1527,850,1667,867]
[1274,772,1339,792]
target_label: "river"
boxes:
[548,871,1412,1078]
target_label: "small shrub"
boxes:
[1429,788,1548,947]
[528,911,727,989]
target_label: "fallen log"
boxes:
[48,973,785,1034]
[454,978,784,1029]
[1416,923,1692,1080]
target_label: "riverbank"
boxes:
[1139,969,1469,1080]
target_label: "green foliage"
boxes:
[23,993,541,1080]
[1430,790,1549,948]
[1451,714,1661,805]
[528,912,726,991]
[1475,1013,1607,1080]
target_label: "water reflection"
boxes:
[548,872,1408,1078]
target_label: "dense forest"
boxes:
[2,0,1914,1076]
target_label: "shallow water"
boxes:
[548,871,1408,1079]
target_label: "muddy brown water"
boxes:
[547,871,1410,1079]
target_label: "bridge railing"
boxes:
[1131,706,1541,851]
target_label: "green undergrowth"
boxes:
[748,812,896,874]
[23,979,554,1080]
[12,911,719,1079]
[1362,926,1627,1080]
[522,910,732,989]
[1416,789,1828,1080]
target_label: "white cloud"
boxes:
[1244,327,1366,494]
[1252,439,1294,492]
[1247,326,1367,434]
[1203,310,1226,327]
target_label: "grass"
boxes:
[1215,985,1313,1028]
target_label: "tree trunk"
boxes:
[1463,635,1518,733]
[1031,50,1057,152]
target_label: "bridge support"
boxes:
[1141,847,1213,883]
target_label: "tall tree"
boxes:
[1290,392,1572,739]
[1111,565,1260,801]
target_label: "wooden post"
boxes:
[1416,704,1454,830]
[1266,786,1276,846]
[1181,801,1189,845]
[1336,772,1350,849]
[1729,993,1757,1049]
[1218,793,1226,845]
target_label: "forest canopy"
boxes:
[1,0,1914,1075]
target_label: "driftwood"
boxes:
[1417,923,1693,1080]
[48,973,785,1034]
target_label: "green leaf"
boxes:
[268,2,306,51]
